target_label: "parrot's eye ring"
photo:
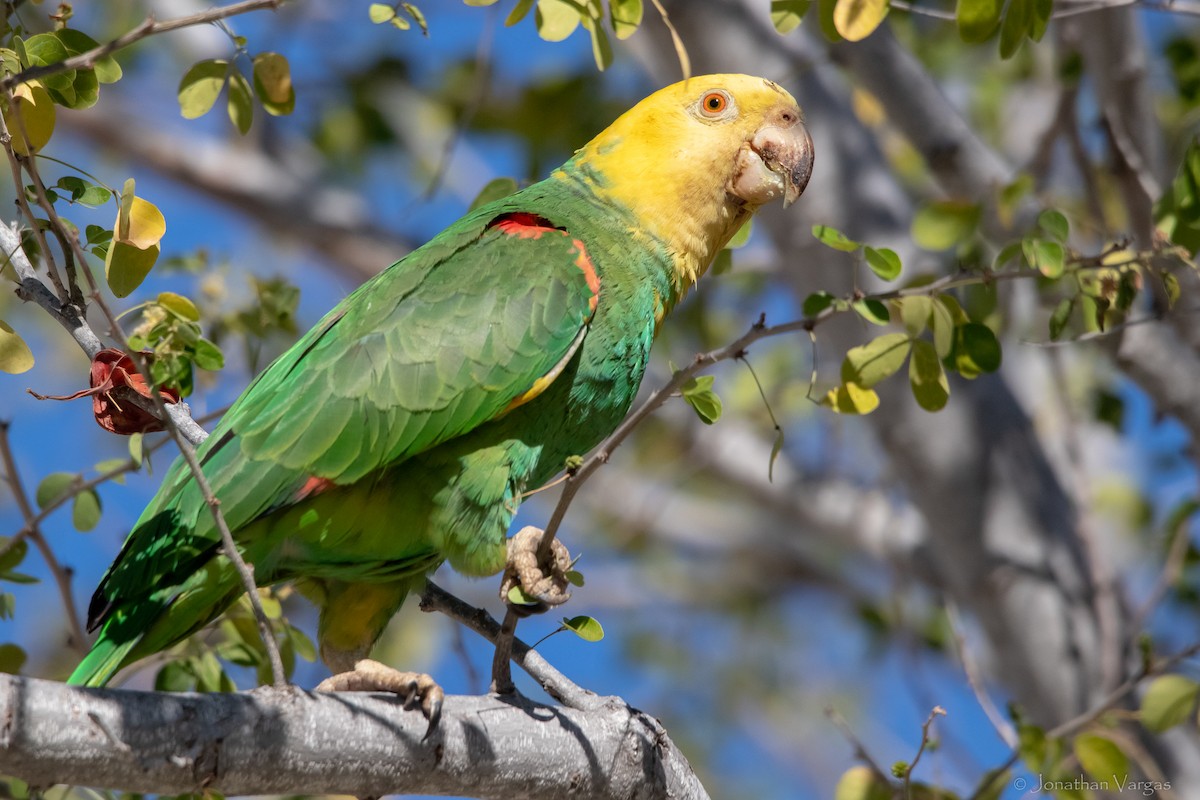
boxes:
[701,91,728,115]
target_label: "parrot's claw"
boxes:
[500,525,572,618]
[316,658,444,737]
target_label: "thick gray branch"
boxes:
[0,674,707,800]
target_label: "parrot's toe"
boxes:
[316,658,444,737]
[500,525,573,617]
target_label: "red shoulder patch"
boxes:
[295,475,336,502]
[489,213,600,314]
[491,212,559,240]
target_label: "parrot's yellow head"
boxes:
[561,73,814,292]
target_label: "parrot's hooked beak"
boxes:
[729,116,814,209]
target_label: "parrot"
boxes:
[68,74,814,720]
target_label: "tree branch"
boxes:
[0,673,709,799]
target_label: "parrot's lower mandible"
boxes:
[69,74,814,724]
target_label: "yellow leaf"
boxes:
[4,82,55,155]
[252,52,295,116]
[123,196,166,250]
[0,319,34,374]
[105,240,160,298]
[825,380,880,414]
[535,0,582,41]
[833,0,889,41]
[177,59,228,120]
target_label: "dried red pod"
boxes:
[28,348,179,434]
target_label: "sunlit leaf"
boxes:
[4,82,55,155]
[681,374,722,424]
[227,70,254,135]
[72,489,101,532]
[177,59,228,120]
[35,472,74,509]
[535,0,583,41]
[852,298,890,325]
[0,643,26,674]
[562,615,604,642]
[728,218,753,249]
[1074,733,1129,786]
[1141,674,1200,733]
[0,320,34,374]
[610,0,643,39]
[812,223,860,252]
[1022,237,1065,278]
[771,0,811,33]
[834,766,891,800]
[507,585,540,605]
[56,29,122,84]
[105,240,161,298]
[252,52,295,116]
[369,3,396,22]
[506,0,536,25]
[833,0,888,41]
[957,0,1001,42]
[897,295,932,336]
[842,332,910,388]
[864,246,901,281]
[909,339,949,411]
[1037,209,1069,242]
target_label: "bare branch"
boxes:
[0,673,710,799]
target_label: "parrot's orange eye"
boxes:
[701,91,728,115]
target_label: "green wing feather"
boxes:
[70,203,599,686]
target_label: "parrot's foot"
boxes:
[316,658,444,736]
[500,525,572,618]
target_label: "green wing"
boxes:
[86,207,599,633]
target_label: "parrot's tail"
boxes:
[67,630,140,687]
[68,564,247,687]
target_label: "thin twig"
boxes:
[825,706,894,785]
[420,581,600,710]
[0,420,87,654]
[945,601,1017,748]
[904,706,946,799]
[0,0,282,92]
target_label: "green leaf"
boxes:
[506,0,537,25]
[562,615,605,642]
[833,0,889,41]
[1141,674,1200,733]
[565,570,585,587]
[955,323,1002,377]
[535,0,583,41]
[252,52,295,116]
[56,29,122,84]
[584,16,613,71]
[1037,209,1069,242]
[930,299,955,358]
[909,339,950,411]
[193,338,225,371]
[771,0,811,33]
[1074,733,1129,785]
[711,248,733,275]
[818,0,844,41]
[401,3,430,35]
[912,200,981,251]
[957,0,1001,42]
[0,538,28,574]
[157,291,200,321]
[803,291,837,316]
[993,240,1024,269]
[227,70,254,135]
[897,295,932,336]
[1048,297,1073,340]
[177,59,228,120]
[35,472,75,509]
[0,643,26,675]
[369,3,396,22]
[681,374,723,424]
[864,246,901,281]
[105,240,160,298]
[998,0,1031,59]
[0,320,34,374]
[507,585,540,605]
[71,489,101,532]
[128,432,144,468]
[154,661,196,692]
[812,223,860,252]
[1022,237,1065,278]
[834,765,892,800]
[1154,136,1200,256]
[55,176,111,207]
[610,0,643,39]
[469,177,519,211]
[842,332,911,388]
[852,298,890,325]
